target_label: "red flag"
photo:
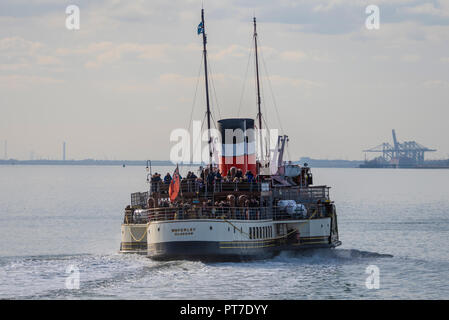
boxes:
[169,165,180,202]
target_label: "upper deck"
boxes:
[143,179,330,202]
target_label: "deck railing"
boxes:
[150,179,262,194]
[125,204,332,224]
[149,180,329,199]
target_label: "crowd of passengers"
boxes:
[150,198,268,220]
[150,166,257,185]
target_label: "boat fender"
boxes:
[238,195,248,207]
[227,194,236,207]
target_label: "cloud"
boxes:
[159,73,198,85]
[0,37,42,54]
[210,44,248,60]
[402,2,449,17]
[279,50,307,62]
[266,75,324,88]
[0,74,63,88]
[36,55,61,66]
[423,80,449,88]
[401,54,421,62]
[371,55,391,62]
[54,41,199,68]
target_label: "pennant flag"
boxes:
[169,165,181,202]
[197,21,204,35]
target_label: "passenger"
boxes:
[155,172,162,182]
[190,172,197,179]
[164,173,172,184]
[228,167,237,181]
[232,169,242,182]
[207,170,215,191]
[235,169,243,179]
[245,170,254,183]
[215,169,222,182]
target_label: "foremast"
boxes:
[253,17,268,174]
[201,9,213,171]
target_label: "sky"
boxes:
[1,0,448,161]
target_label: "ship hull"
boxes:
[119,223,148,254]
[148,239,339,261]
[146,218,340,261]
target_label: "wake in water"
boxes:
[0,249,394,299]
[286,248,392,259]
[0,253,209,299]
[267,248,394,265]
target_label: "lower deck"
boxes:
[120,216,340,260]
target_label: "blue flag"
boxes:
[197,22,204,35]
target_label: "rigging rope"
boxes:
[187,52,205,134]
[206,55,222,121]
[237,37,254,117]
[258,39,285,135]
[191,112,207,163]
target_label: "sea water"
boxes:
[0,165,448,299]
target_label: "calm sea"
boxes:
[0,165,448,299]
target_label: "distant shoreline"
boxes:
[0,158,364,168]
[2,158,447,169]
[0,159,176,166]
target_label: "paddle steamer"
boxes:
[120,10,341,260]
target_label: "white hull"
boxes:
[120,217,340,260]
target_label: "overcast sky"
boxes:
[1,0,448,161]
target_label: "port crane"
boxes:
[363,129,436,167]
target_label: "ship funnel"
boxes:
[217,118,256,176]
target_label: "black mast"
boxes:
[201,9,213,171]
[254,17,264,167]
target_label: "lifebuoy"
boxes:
[147,197,156,208]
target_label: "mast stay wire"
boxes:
[206,54,222,122]
[237,36,255,117]
[187,51,206,134]
[191,112,207,163]
[258,38,285,136]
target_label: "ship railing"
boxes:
[150,179,262,196]
[272,185,330,202]
[143,205,329,222]
[299,186,329,200]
